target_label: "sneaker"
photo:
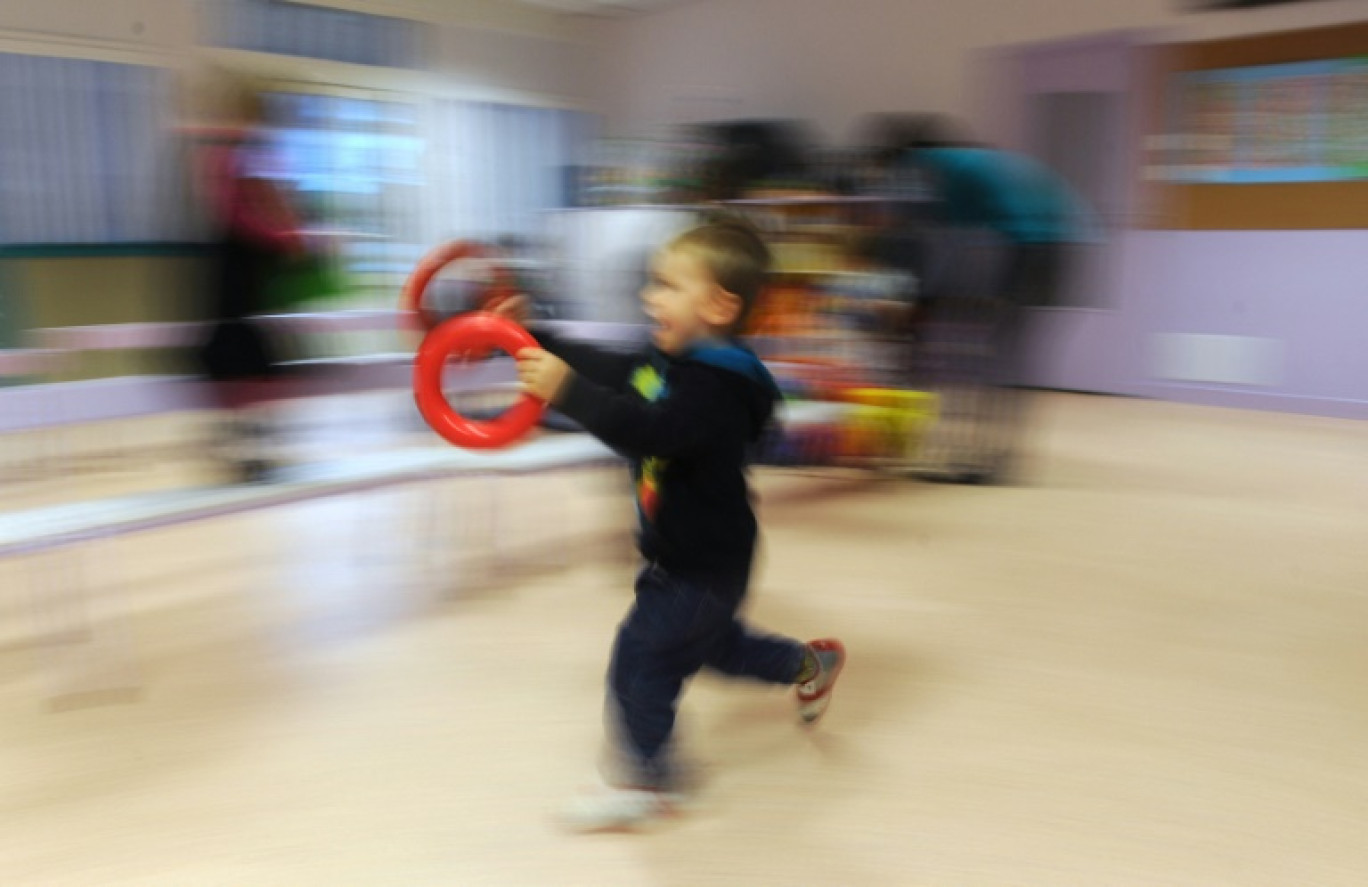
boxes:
[558,782,686,833]
[796,638,846,725]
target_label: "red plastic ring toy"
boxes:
[413,312,545,449]
[400,240,519,335]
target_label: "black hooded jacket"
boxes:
[536,328,780,581]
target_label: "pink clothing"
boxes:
[203,138,302,253]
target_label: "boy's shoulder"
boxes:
[676,341,775,387]
[635,343,779,440]
[639,342,779,402]
[674,343,781,425]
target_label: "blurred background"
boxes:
[0,0,1364,417]
[2,1,1367,883]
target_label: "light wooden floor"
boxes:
[2,393,1366,886]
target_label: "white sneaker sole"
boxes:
[558,789,685,834]
[798,693,833,724]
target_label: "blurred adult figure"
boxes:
[868,113,1095,484]
[190,74,309,483]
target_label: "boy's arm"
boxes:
[530,324,642,391]
[553,364,743,460]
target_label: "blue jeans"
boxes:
[608,564,806,788]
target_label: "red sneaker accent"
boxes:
[796,638,846,724]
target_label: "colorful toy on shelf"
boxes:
[837,388,939,461]
[756,418,840,467]
[746,284,815,338]
[768,356,866,402]
[728,194,936,471]
[755,386,938,468]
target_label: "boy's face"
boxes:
[641,247,737,356]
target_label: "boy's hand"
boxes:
[516,348,571,402]
[489,294,531,324]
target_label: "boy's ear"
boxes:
[704,287,744,328]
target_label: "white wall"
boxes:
[587,0,1368,139]
[0,0,193,65]
[294,0,581,37]
[0,0,592,107]
[279,0,598,103]
[0,0,596,347]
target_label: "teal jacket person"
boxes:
[913,145,1097,246]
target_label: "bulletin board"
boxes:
[1145,21,1368,229]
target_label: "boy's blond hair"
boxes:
[668,217,772,330]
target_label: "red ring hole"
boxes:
[413,312,545,449]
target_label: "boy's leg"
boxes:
[562,567,732,832]
[607,629,688,790]
[606,566,735,789]
[702,618,806,685]
[704,619,847,725]
[566,570,847,831]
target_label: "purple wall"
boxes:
[987,32,1368,421]
[1119,230,1368,419]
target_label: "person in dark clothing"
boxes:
[194,109,307,483]
[875,115,1095,483]
[499,219,847,832]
